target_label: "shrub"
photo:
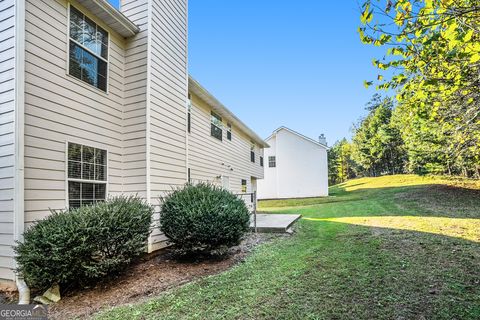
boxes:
[159,183,250,256]
[15,196,153,290]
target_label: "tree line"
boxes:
[329,0,480,185]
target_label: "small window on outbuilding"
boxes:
[268,156,276,168]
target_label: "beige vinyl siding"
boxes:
[0,0,16,281]
[147,0,188,250]
[188,93,264,196]
[121,0,148,198]
[24,0,125,224]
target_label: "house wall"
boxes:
[188,92,264,203]
[21,0,190,255]
[258,129,328,199]
[0,0,263,283]
[0,0,16,282]
[257,136,277,199]
[23,0,127,233]
[120,0,148,199]
[146,0,188,250]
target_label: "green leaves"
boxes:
[361,3,374,24]
[358,0,480,178]
[15,197,153,290]
[159,183,250,257]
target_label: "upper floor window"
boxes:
[67,142,107,208]
[69,6,108,91]
[211,112,223,141]
[269,156,276,168]
[227,123,232,141]
[250,143,255,163]
[260,156,264,167]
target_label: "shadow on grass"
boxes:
[94,214,480,320]
[284,220,480,320]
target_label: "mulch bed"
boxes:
[47,233,276,319]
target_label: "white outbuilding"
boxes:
[257,127,329,199]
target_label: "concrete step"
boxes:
[250,214,302,233]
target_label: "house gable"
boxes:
[267,126,328,150]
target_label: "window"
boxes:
[227,123,232,141]
[188,168,191,183]
[211,112,223,141]
[67,142,107,208]
[260,156,264,167]
[250,143,255,163]
[69,6,108,91]
[241,179,247,193]
[268,156,276,168]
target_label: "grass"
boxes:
[96,174,480,320]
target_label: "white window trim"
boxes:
[227,123,232,140]
[210,112,223,141]
[66,2,110,94]
[65,140,109,209]
[268,156,276,168]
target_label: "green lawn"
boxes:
[96,175,480,320]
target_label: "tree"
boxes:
[352,95,406,176]
[328,139,357,185]
[359,0,480,178]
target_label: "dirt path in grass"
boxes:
[48,233,275,320]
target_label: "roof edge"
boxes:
[188,76,269,148]
[268,126,330,150]
[78,0,140,37]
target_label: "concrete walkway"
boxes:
[250,213,301,233]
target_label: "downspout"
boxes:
[14,0,29,304]
[16,278,30,305]
[145,0,153,253]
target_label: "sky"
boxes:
[109,0,384,145]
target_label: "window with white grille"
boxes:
[69,6,108,91]
[211,112,223,140]
[67,142,107,208]
[268,156,276,168]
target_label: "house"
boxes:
[257,127,328,200]
[0,0,266,287]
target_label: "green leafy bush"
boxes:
[15,196,153,290]
[159,183,250,256]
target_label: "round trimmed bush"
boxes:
[14,196,153,290]
[159,183,250,256]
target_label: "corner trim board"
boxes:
[13,0,26,275]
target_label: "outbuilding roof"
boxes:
[267,126,329,150]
